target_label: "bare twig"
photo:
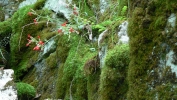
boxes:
[69,78,74,100]
[0,49,6,61]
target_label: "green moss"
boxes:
[55,35,71,63]
[33,0,46,10]
[127,0,177,99]
[22,68,38,86]
[74,68,88,100]
[0,20,12,37]
[12,49,39,80]
[46,52,57,69]
[10,5,40,67]
[56,63,65,98]
[37,68,58,100]
[16,82,36,100]
[154,16,166,29]
[87,68,100,100]
[9,1,53,79]
[56,34,98,99]
[105,44,129,70]
[98,44,129,100]
[0,7,4,21]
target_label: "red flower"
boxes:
[26,43,31,46]
[58,29,62,33]
[38,41,44,45]
[69,27,74,33]
[27,12,32,16]
[26,39,32,46]
[61,22,67,27]
[73,11,78,16]
[73,7,77,10]
[33,45,40,51]
[37,36,40,39]
[28,34,32,38]
[34,18,38,25]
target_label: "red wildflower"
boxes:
[34,18,38,25]
[37,36,40,39]
[73,11,78,16]
[28,34,32,38]
[69,27,74,33]
[26,39,32,46]
[26,43,31,46]
[38,41,44,45]
[26,43,29,46]
[33,45,40,51]
[27,12,32,16]
[58,29,62,33]
[61,22,67,27]
[73,7,77,10]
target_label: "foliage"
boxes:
[0,20,12,37]
[98,44,129,100]
[56,34,98,99]
[127,0,177,99]
[1,0,131,99]
[92,20,113,32]
[105,44,130,70]
[121,6,128,16]
[16,82,36,100]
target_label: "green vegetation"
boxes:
[16,82,36,100]
[99,44,129,100]
[0,0,134,99]
[56,34,98,99]
[0,20,12,37]
[128,0,177,99]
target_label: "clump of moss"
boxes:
[46,52,57,69]
[83,55,100,75]
[10,5,43,67]
[33,0,46,10]
[16,82,36,100]
[98,44,129,100]
[87,66,100,100]
[56,34,98,99]
[0,20,12,38]
[105,44,129,70]
[0,7,4,21]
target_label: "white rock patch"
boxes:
[0,69,17,100]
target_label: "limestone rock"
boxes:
[0,69,17,100]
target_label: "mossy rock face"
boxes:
[16,82,36,100]
[98,44,129,100]
[56,34,98,99]
[128,0,177,99]
[10,5,40,67]
[9,0,51,79]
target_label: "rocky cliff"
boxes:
[1,0,176,100]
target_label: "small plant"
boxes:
[26,34,44,51]
[121,6,127,16]
[23,3,94,51]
